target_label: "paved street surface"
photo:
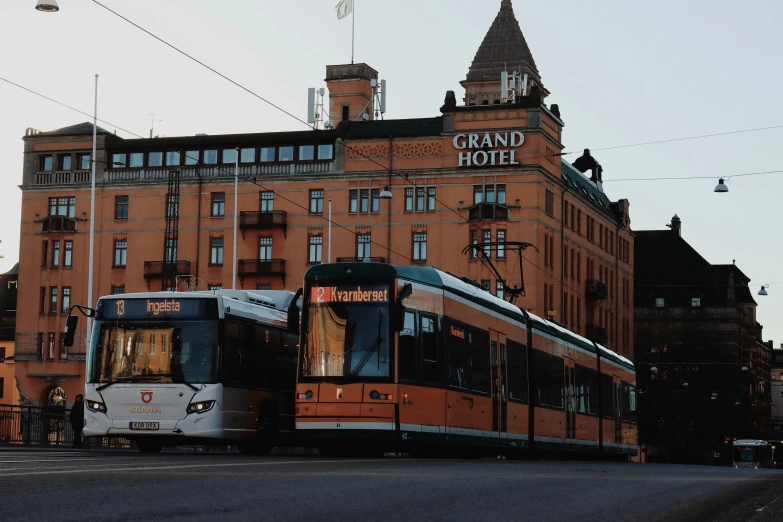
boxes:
[1,449,781,522]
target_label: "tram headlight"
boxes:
[297,390,313,400]
[186,400,216,414]
[369,390,393,401]
[86,400,107,413]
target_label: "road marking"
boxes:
[0,458,421,477]
[0,457,146,464]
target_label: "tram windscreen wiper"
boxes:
[349,309,385,376]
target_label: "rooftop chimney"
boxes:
[666,214,682,237]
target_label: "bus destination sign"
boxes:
[98,298,216,320]
[310,284,389,304]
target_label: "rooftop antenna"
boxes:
[150,113,163,139]
[307,88,327,130]
[358,79,388,121]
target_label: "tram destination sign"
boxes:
[453,131,525,168]
[310,284,390,304]
[98,298,217,320]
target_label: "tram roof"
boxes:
[305,263,634,371]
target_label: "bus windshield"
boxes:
[88,319,219,385]
[301,283,391,379]
[734,446,760,463]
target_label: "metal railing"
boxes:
[586,279,608,300]
[239,210,287,231]
[237,259,286,277]
[104,162,335,183]
[143,260,192,279]
[335,257,386,263]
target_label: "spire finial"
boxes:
[501,0,512,7]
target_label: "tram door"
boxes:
[564,357,576,440]
[614,377,622,445]
[490,332,508,439]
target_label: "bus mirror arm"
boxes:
[287,288,303,333]
[62,305,102,347]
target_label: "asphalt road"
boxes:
[0,449,781,522]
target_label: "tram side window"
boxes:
[506,340,528,403]
[574,364,599,415]
[398,311,417,382]
[470,331,490,395]
[602,374,615,419]
[421,315,440,385]
[446,320,468,390]
[621,381,637,424]
[550,356,564,409]
[533,349,552,406]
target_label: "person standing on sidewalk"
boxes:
[69,395,85,449]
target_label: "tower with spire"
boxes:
[461,0,549,105]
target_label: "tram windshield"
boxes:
[301,283,391,379]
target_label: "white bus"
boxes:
[77,289,300,454]
[733,439,773,468]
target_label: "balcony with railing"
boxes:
[468,203,509,221]
[39,215,77,233]
[104,162,334,183]
[34,170,91,186]
[143,261,192,281]
[237,259,286,285]
[586,324,608,344]
[239,210,287,238]
[586,279,608,300]
[335,257,386,263]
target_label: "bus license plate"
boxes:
[129,422,159,431]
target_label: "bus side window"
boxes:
[420,314,440,385]
[398,311,417,382]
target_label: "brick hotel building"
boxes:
[13,0,634,405]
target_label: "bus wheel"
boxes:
[136,439,163,454]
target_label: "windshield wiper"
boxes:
[143,374,199,391]
[96,376,148,391]
[350,309,385,377]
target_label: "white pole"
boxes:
[86,74,98,355]
[232,147,239,290]
[351,1,355,65]
[328,200,332,263]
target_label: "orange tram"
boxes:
[295,263,638,459]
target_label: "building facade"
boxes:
[0,264,19,405]
[634,216,771,464]
[771,348,783,438]
[14,0,634,404]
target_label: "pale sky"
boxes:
[1,0,782,343]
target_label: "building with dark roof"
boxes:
[0,264,19,404]
[13,0,634,404]
[634,215,771,464]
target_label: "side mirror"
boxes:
[63,315,78,347]
[288,288,303,333]
[392,283,412,331]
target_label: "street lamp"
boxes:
[35,0,59,12]
[758,285,769,296]
[379,185,393,199]
[714,178,729,193]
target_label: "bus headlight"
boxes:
[86,400,107,413]
[186,400,215,414]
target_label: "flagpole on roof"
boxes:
[351,0,355,64]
